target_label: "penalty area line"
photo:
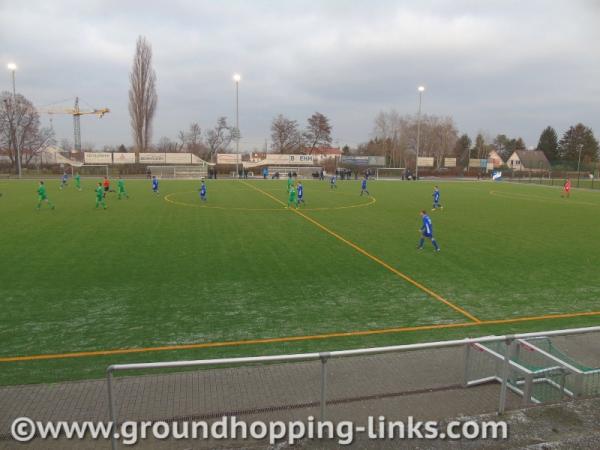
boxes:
[2,310,600,363]
[241,181,481,323]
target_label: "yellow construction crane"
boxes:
[39,97,109,151]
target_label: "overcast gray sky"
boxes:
[1,0,599,151]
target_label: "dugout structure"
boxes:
[147,165,208,179]
[465,336,600,406]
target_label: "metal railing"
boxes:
[106,325,600,450]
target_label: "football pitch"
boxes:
[1,177,599,385]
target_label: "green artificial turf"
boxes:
[0,177,599,385]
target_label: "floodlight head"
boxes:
[7,63,17,71]
[418,85,425,92]
[233,73,241,82]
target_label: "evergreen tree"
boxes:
[473,133,488,159]
[536,126,559,161]
[558,124,599,163]
[493,134,514,161]
[454,133,471,167]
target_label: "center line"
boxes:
[241,181,481,323]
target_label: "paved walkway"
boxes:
[0,333,597,449]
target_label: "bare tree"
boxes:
[205,117,233,158]
[372,110,409,167]
[59,138,72,152]
[81,142,96,152]
[371,110,458,168]
[304,112,332,153]
[178,122,205,154]
[129,36,157,156]
[187,123,202,147]
[0,92,54,170]
[270,114,303,153]
[177,130,186,152]
[156,136,180,153]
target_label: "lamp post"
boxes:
[233,73,241,178]
[576,142,583,188]
[7,62,21,178]
[415,85,425,180]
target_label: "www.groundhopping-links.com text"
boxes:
[11,415,508,445]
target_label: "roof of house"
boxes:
[488,149,504,161]
[513,150,550,169]
[307,147,342,155]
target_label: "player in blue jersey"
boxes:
[152,176,159,194]
[360,176,370,196]
[330,175,337,189]
[418,210,440,252]
[60,172,68,190]
[432,186,443,210]
[296,181,305,207]
[199,179,207,201]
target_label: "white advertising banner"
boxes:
[84,152,112,164]
[444,157,456,167]
[217,153,242,164]
[139,153,166,164]
[265,154,315,165]
[112,152,136,164]
[417,157,434,167]
[165,153,193,164]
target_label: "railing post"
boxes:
[521,372,533,407]
[498,337,514,415]
[463,341,471,387]
[107,368,118,450]
[573,373,584,398]
[319,352,330,421]
[559,369,568,400]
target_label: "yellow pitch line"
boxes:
[2,310,600,363]
[241,181,481,323]
[474,310,600,326]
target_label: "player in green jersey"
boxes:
[74,173,82,191]
[287,173,293,192]
[286,183,297,209]
[95,182,107,209]
[117,176,129,200]
[36,181,54,210]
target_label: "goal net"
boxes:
[148,165,208,179]
[375,167,406,180]
[72,165,109,177]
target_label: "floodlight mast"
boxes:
[415,86,425,180]
[233,73,241,178]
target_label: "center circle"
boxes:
[164,191,376,211]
